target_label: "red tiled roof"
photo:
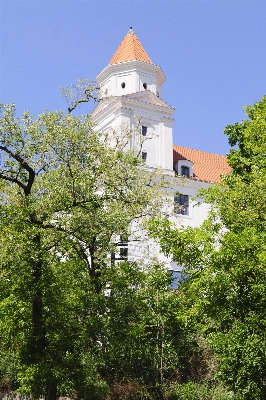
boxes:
[109,30,152,65]
[173,145,231,183]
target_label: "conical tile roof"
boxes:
[109,28,152,65]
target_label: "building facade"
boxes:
[92,28,231,272]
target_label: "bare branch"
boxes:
[60,78,104,114]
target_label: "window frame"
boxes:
[174,194,189,216]
[142,151,147,162]
[141,126,147,136]
[181,165,190,177]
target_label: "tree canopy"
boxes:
[0,98,165,399]
[2,84,262,400]
[149,95,266,399]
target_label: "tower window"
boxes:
[181,166,190,177]
[142,126,147,136]
[121,82,126,88]
[142,151,147,161]
[174,194,189,216]
[143,83,147,89]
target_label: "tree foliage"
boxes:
[149,95,266,399]
[0,100,163,399]
[1,82,252,399]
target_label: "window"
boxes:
[142,151,147,161]
[120,247,128,259]
[143,83,147,89]
[111,234,129,263]
[174,194,189,215]
[142,126,147,136]
[121,82,125,88]
[120,233,128,259]
[181,166,190,177]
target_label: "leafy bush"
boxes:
[165,382,240,400]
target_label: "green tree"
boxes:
[149,95,266,399]
[97,262,201,399]
[0,97,162,399]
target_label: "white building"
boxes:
[92,28,231,274]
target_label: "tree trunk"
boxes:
[45,380,57,400]
[32,234,57,400]
[32,233,46,358]
[89,244,102,294]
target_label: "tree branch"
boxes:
[0,145,35,195]
[0,173,26,191]
[68,96,98,114]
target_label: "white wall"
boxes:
[125,177,211,269]
[92,100,174,171]
[96,61,165,98]
[93,57,211,272]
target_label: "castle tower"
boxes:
[92,28,175,171]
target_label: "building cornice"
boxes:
[92,93,175,124]
[97,60,166,87]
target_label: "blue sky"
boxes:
[1,0,266,155]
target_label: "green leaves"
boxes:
[0,102,163,398]
[149,96,266,398]
[225,96,266,179]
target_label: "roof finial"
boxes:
[128,27,134,34]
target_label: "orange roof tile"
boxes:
[173,145,231,183]
[110,28,152,65]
